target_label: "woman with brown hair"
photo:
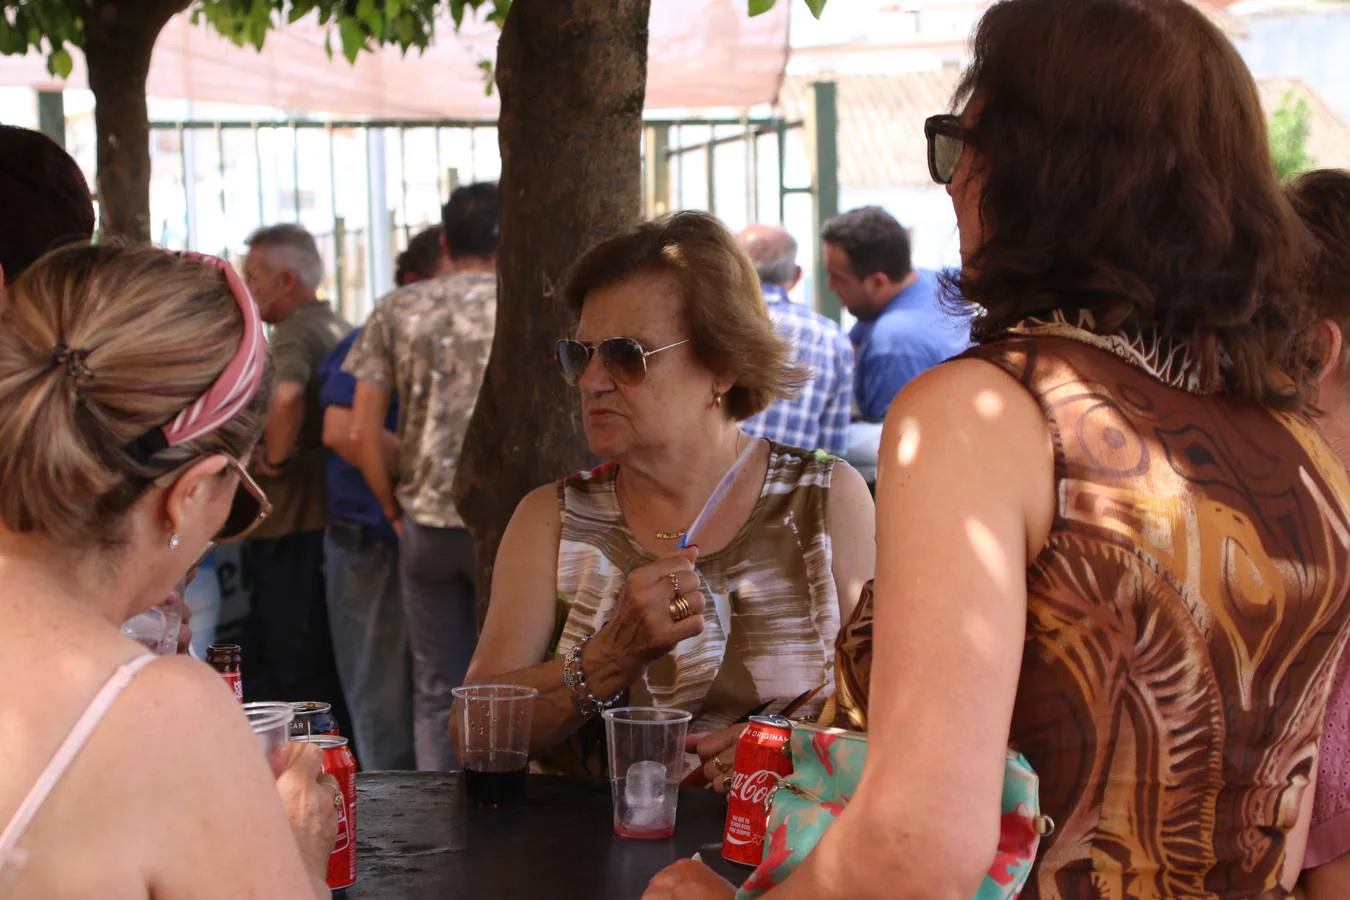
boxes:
[647,0,1350,898]
[0,244,338,897]
[464,210,875,779]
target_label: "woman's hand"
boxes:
[687,724,748,793]
[275,742,340,881]
[592,549,706,673]
[643,859,738,900]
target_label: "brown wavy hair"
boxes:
[562,210,804,421]
[947,0,1315,409]
[1287,169,1350,379]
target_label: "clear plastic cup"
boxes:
[120,586,185,655]
[602,707,693,840]
[245,701,294,778]
[451,685,539,807]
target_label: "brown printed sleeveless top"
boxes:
[828,314,1350,899]
[546,441,841,776]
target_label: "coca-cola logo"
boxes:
[729,769,779,808]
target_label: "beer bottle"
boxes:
[206,643,243,701]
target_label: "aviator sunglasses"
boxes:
[556,337,690,387]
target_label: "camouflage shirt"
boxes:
[343,271,497,529]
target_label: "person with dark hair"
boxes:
[648,0,1350,897]
[821,206,968,422]
[241,223,353,736]
[461,210,874,782]
[394,225,451,287]
[344,182,499,771]
[0,125,96,286]
[1287,168,1350,900]
[737,224,855,456]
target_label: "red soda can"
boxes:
[723,715,793,867]
[289,701,339,738]
[296,734,357,890]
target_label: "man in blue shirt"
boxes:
[737,224,854,455]
[314,228,451,769]
[822,206,970,422]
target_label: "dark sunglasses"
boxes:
[924,114,974,185]
[556,337,690,387]
[217,455,272,542]
[156,454,272,544]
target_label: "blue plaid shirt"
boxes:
[742,285,855,455]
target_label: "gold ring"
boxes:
[668,594,692,622]
[333,791,344,809]
[711,754,731,774]
[667,571,681,598]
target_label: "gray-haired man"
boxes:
[241,223,354,738]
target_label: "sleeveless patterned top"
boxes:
[829,315,1350,899]
[549,441,841,776]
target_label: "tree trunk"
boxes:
[83,0,186,241]
[453,0,652,618]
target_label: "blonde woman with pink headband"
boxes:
[0,243,338,898]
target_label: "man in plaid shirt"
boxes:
[738,225,855,455]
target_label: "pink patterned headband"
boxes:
[123,251,266,463]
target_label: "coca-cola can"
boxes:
[723,714,793,867]
[296,735,357,890]
[289,701,339,739]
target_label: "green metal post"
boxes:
[328,125,344,313]
[810,81,841,322]
[705,127,717,215]
[776,120,788,224]
[36,90,66,149]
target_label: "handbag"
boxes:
[735,723,1053,899]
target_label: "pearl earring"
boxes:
[168,533,181,551]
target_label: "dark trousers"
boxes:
[242,530,353,742]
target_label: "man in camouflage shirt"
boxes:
[344,182,498,771]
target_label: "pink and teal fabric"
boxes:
[735,724,1049,899]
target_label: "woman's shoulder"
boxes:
[763,440,841,486]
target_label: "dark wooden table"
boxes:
[337,772,750,900]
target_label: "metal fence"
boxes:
[146,113,820,324]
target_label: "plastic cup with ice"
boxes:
[602,707,692,840]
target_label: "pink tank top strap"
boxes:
[0,654,159,869]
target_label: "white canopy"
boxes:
[0,1,789,118]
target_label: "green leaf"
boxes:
[323,28,334,59]
[288,0,317,24]
[451,2,466,28]
[487,0,510,28]
[355,0,383,38]
[805,0,828,17]
[396,11,416,45]
[48,46,73,79]
[478,57,494,96]
[338,16,364,63]
[748,0,777,15]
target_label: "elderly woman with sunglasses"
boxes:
[462,211,875,780]
[0,244,339,898]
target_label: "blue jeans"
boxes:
[324,522,416,770]
[399,519,478,772]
